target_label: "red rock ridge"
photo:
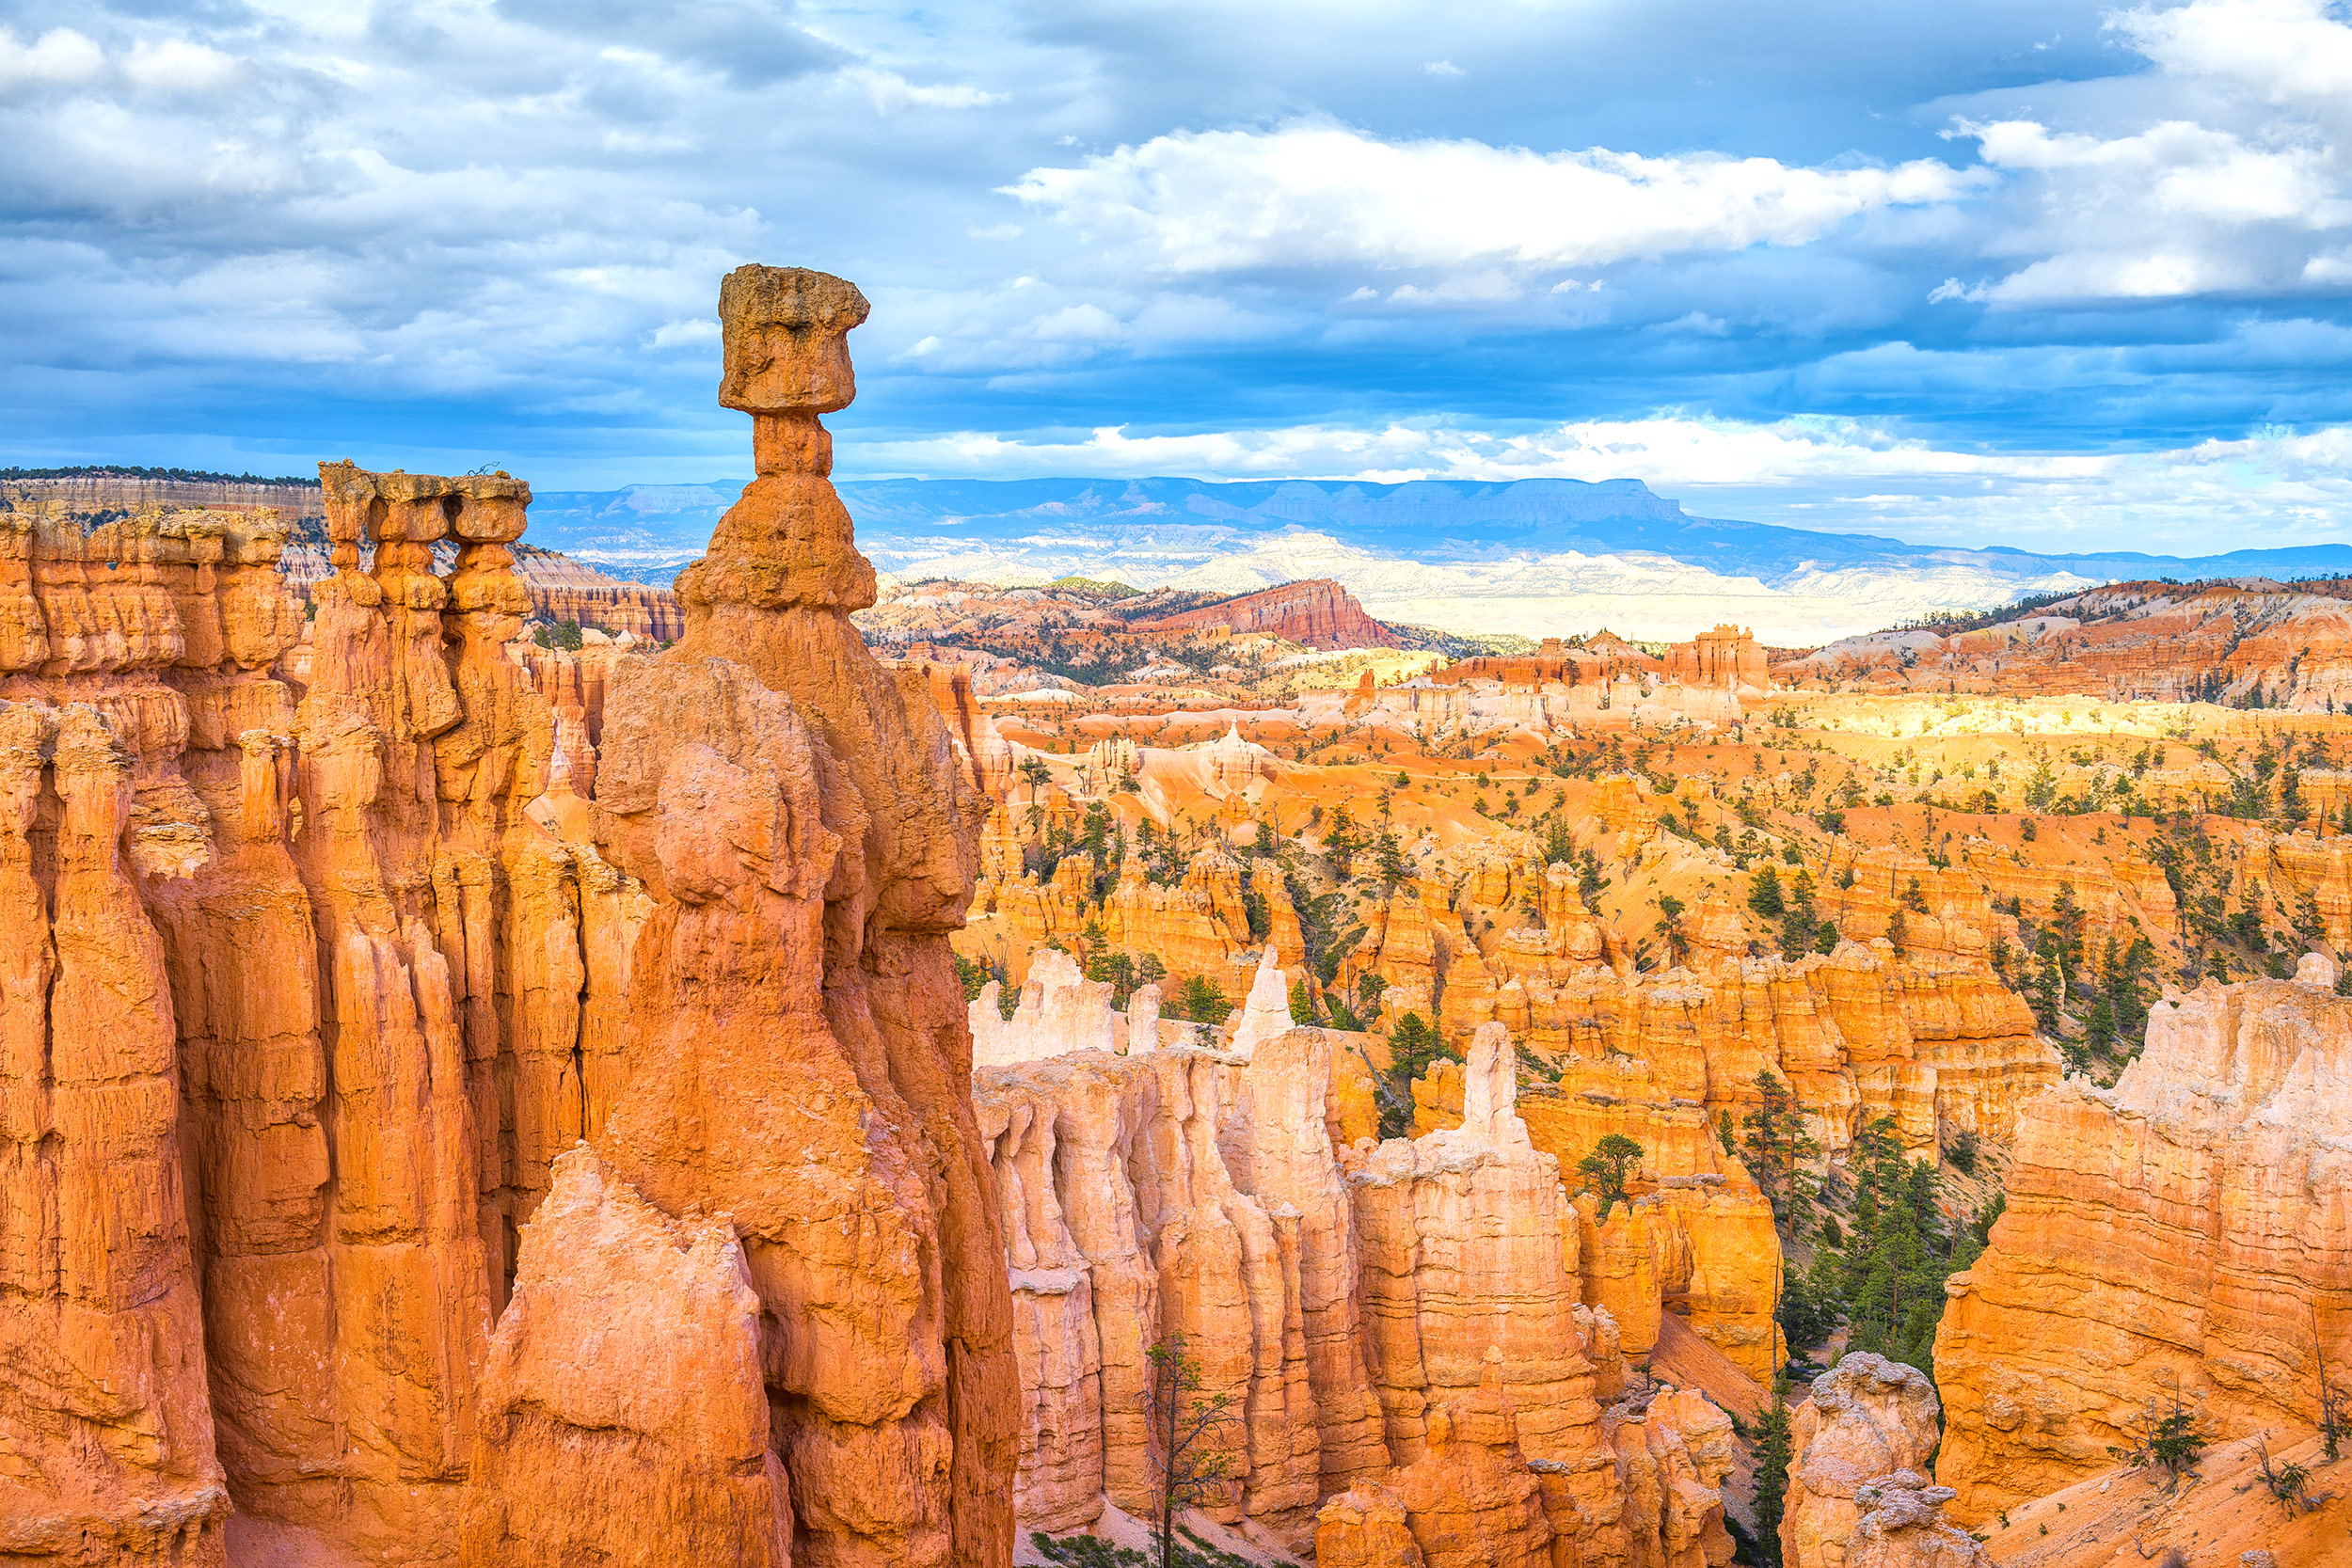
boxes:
[1132,578,1404,649]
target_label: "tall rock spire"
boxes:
[488,264,1018,1568]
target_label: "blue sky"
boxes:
[8,0,2352,552]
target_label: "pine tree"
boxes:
[1372,1012,1460,1139]
[1752,1379,1795,1567]
[1576,1134,1645,1221]
[1144,1336,1238,1568]
[1740,1070,1821,1230]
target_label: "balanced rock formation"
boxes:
[518,262,1014,1568]
[1781,1354,1942,1568]
[0,265,1016,1568]
[1932,961,2352,1522]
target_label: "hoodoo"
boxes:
[474,263,1016,1566]
[0,267,1014,1567]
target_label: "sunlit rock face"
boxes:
[1781,1354,1944,1568]
[1932,963,2352,1524]
[0,470,621,1561]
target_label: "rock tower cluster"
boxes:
[0,266,1014,1566]
[979,1012,1740,1566]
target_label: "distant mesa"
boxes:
[1127,577,1403,650]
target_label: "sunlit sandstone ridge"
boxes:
[0,267,1013,1566]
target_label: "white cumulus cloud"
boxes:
[1004,119,1987,277]
[1938,0,2352,306]
[0,27,103,90]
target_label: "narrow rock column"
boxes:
[1782,1354,1942,1568]
[574,264,1015,1568]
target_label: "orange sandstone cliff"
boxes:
[1931,955,2352,1524]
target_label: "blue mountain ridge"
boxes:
[520,475,2352,593]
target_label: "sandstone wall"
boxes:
[1412,1058,1784,1380]
[1664,625,1766,693]
[526,581,686,641]
[0,481,626,1560]
[1931,960,2352,1523]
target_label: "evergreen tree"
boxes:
[1143,1337,1239,1568]
[1576,1134,1645,1221]
[1373,1012,1460,1139]
[1740,1070,1821,1230]
[1752,1380,1795,1567]
[1171,974,1229,1025]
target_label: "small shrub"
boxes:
[2106,1387,2205,1488]
[2254,1437,2329,1517]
